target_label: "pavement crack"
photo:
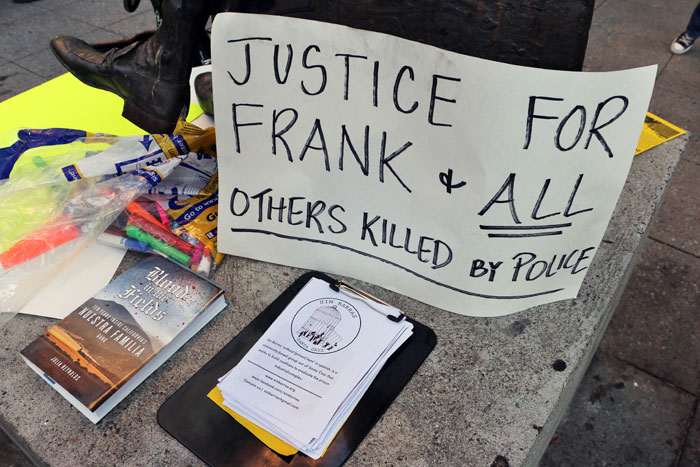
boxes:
[606,352,697,397]
[594,0,613,11]
[658,54,674,77]
[673,396,699,467]
[647,237,700,261]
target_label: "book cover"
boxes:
[21,255,224,414]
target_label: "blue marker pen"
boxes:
[97,232,152,253]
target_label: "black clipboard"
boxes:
[157,271,436,467]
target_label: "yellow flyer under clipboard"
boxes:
[207,387,299,456]
[636,112,686,156]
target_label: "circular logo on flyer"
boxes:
[290,298,361,354]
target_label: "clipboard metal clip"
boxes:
[330,280,406,322]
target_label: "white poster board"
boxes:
[212,13,656,317]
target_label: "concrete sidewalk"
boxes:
[540,0,700,465]
[0,0,697,465]
[541,0,700,467]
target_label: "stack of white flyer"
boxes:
[217,277,413,459]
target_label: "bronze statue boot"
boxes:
[50,35,190,134]
[50,0,210,134]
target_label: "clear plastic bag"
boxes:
[0,122,216,325]
[103,152,223,275]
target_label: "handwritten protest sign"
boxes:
[211,14,656,317]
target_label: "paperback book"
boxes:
[21,255,226,423]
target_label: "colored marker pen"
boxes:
[128,213,196,255]
[125,225,191,266]
[0,216,80,269]
[126,201,168,230]
[189,242,205,270]
[154,202,171,227]
[97,232,152,253]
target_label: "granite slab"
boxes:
[0,135,687,467]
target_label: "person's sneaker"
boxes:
[670,32,696,54]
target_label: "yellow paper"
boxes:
[636,112,686,155]
[206,386,298,456]
[0,73,203,136]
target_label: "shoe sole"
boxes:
[670,42,694,55]
[670,47,693,54]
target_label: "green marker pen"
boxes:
[126,225,191,266]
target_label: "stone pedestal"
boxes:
[0,136,687,466]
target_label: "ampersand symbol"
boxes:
[439,168,467,194]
